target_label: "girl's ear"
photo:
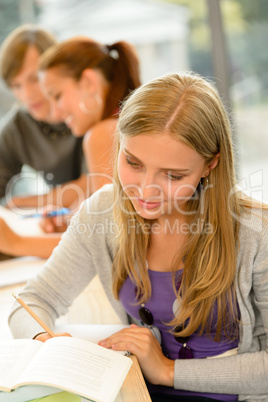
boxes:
[79,68,98,92]
[202,153,220,177]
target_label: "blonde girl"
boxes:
[9,72,268,401]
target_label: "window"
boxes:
[0,0,267,201]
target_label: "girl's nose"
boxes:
[49,104,64,123]
[140,173,162,200]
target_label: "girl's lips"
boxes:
[136,197,162,210]
[29,101,44,111]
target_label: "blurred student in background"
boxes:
[38,36,140,194]
[0,35,141,258]
[0,24,86,216]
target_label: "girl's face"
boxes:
[39,67,101,136]
[118,132,214,221]
[10,46,52,122]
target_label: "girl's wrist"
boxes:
[15,235,31,257]
[161,358,175,387]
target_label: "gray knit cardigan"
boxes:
[9,185,268,401]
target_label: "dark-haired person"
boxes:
[0,35,141,257]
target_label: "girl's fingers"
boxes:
[99,325,174,386]
[35,332,72,342]
[99,326,154,348]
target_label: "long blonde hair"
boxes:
[113,72,244,340]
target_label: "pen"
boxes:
[12,292,55,338]
[22,207,71,219]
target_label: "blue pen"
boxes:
[22,207,71,219]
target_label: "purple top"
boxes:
[119,269,239,401]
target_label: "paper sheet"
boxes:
[0,205,44,236]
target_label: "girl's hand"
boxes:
[39,214,68,233]
[0,217,19,255]
[39,205,69,233]
[98,324,174,386]
[34,332,72,342]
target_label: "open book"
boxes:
[0,336,132,402]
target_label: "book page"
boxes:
[0,339,41,392]
[55,324,130,356]
[0,205,44,236]
[54,324,129,344]
[16,337,132,402]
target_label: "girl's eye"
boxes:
[11,84,20,91]
[53,93,61,101]
[166,172,183,181]
[29,75,38,83]
[126,157,142,168]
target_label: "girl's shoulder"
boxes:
[239,203,268,239]
[83,117,117,148]
[81,184,115,216]
[92,116,117,134]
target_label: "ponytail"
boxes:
[38,37,141,120]
[102,41,141,119]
